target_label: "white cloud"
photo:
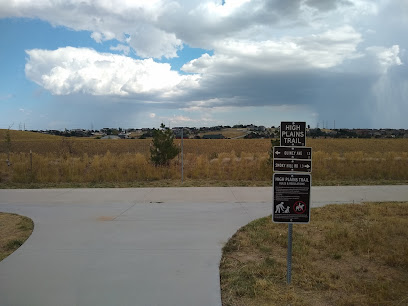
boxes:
[0,0,379,59]
[366,45,403,73]
[158,114,218,126]
[25,47,200,97]
[127,25,182,59]
[0,0,181,58]
[110,44,131,55]
[170,115,194,123]
[182,26,363,74]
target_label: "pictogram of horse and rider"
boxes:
[275,201,307,214]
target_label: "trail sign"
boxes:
[273,173,311,223]
[273,146,312,160]
[273,159,312,173]
[280,122,306,146]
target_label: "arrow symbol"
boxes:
[305,164,310,168]
[275,150,281,155]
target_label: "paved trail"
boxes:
[0,186,407,306]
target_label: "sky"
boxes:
[0,0,407,130]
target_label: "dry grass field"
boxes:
[1,130,407,186]
[220,202,408,306]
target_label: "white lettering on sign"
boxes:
[283,138,303,145]
[284,125,301,131]
[281,131,304,138]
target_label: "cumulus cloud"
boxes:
[366,45,403,73]
[109,44,130,55]
[1,0,378,59]
[1,0,181,58]
[182,26,362,74]
[25,47,199,97]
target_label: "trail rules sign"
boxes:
[280,122,306,146]
[273,173,311,223]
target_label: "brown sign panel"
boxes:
[273,173,311,223]
[280,122,306,146]
[273,159,312,173]
[273,146,312,160]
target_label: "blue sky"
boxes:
[0,0,407,130]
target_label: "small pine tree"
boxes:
[150,124,180,166]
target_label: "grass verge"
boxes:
[220,202,408,306]
[0,213,34,261]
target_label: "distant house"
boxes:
[250,125,266,132]
[101,135,120,140]
[202,134,225,139]
[118,133,130,139]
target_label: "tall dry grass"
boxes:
[1,148,407,185]
[1,131,408,185]
[2,132,408,156]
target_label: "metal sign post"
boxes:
[287,224,293,284]
[181,128,184,183]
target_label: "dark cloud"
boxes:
[305,0,353,12]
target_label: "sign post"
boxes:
[273,121,312,285]
[287,223,293,284]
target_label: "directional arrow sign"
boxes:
[273,159,312,173]
[274,146,312,160]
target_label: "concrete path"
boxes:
[0,186,407,306]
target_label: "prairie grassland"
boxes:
[220,202,408,306]
[1,129,408,155]
[1,130,408,186]
[0,149,407,185]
